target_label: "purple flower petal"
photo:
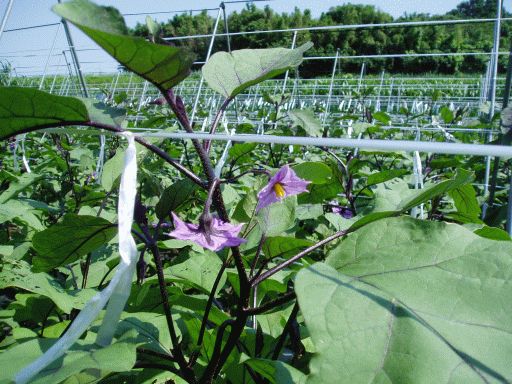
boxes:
[256,164,311,211]
[169,213,246,252]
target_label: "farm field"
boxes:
[1,0,512,383]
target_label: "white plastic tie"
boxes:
[15,133,138,384]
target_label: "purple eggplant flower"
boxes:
[168,213,246,252]
[256,164,310,211]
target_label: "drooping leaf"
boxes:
[32,214,117,272]
[0,88,88,140]
[202,42,313,98]
[54,0,194,91]
[295,217,512,383]
[0,87,126,140]
[288,109,323,137]
[155,178,198,219]
[292,162,332,184]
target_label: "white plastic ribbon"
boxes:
[20,134,31,174]
[15,133,138,384]
[214,128,235,178]
[95,135,106,182]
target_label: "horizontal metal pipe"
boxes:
[132,131,512,157]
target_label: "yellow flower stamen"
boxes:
[273,182,286,199]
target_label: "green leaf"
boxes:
[440,105,454,124]
[32,214,117,272]
[0,172,42,203]
[257,196,296,236]
[262,236,314,259]
[288,109,323,137]
[449,183,481,218]
[365,169,408,187]
[243,358,306,384]
[0,258,95,313]
[79,98,125,127]
[398,168,473,212]
[145,16,161,37]
[372,111,391,124]
[292,162,332,184]
[474,226,512,241]
[203,42,313,98]
[0,87,126,140]
[296,217,512,383]
[101,150,125,191]
[0,87,88,140]
[168,251,225,293]
[53,0,194,90]
[228,143,257,166]
[0,330,140,384]
[155,178,198,219]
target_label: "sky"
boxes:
[0,0,510,75]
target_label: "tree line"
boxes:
[132,0,512,76]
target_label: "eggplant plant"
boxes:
[0,1,511,383]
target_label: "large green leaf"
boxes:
[0,330,140,384]
[32,214,117,272]
[0,87,126,140]
[0,258,95,313]
[0,88,88,140]
[202,42,313,98]
[296,217,512,383]
[54,0,194,91]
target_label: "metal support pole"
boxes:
[221,2,231,53]
[0,0,14,43]
[281,31,298,94]
[487,40,512,216]
[322,49,339,129]
[58,0,88,97]
[62,50,78,95]
[273,31,298,129]
[190,7,222,125]
[483,0,502,201]
[39,24,61,90]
